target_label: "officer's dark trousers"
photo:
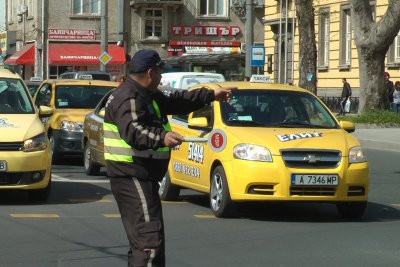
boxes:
[110,177,165,267]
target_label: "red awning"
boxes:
[4,43,35,65]
[48,43,126,65]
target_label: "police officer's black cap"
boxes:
[129,49,165,73]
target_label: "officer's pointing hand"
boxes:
[214,87,237,102]
[164,131,183,148]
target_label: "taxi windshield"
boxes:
[220,90,338,129]
[0,78,34,114]
[55,85,114,109]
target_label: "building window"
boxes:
[395,33,400,62]
[339,6,351,69]
[318,8,330,69]
[27,0,34,18]
[72,0,100,15]
[8,0,14,22]
[144,9,163,38]
[199,0,227,17]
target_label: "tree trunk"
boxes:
[351,0,400,112]
[295,0,317,94]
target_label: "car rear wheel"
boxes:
[210,166,234,218]
[28,178,51,202]
[158,171,180,201]
[336,201,367,219]
[83,141,101,176]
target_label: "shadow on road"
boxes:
[0,181,112,205]
[178,193,400,223]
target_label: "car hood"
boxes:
[225,127,360,155]
[0,114,45,142]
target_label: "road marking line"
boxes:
[52,175,110,184]
[10,214,60,218]
[102,214,121,218]
[68,198,113,203]
[194,214,216,219]
[161,200,188,204]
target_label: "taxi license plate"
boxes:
[291,174,338,186]
[0,160,6,172]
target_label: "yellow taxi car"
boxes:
[160,76,369,219]
[0,67,53,201]
[32,78,118,162]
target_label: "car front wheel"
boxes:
[83,141,101,176]
[210,166,234,218]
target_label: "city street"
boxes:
[1,148,400,267]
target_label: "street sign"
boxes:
[250,46,265,67]
[99,51,112,65]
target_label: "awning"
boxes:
[49,43,126,65]
[4,43,35,65]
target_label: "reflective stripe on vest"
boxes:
[103,100,170,163]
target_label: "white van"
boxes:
[160,72,225,92]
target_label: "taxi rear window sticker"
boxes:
[277,132,323,142]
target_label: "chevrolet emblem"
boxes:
[304,154,320,163]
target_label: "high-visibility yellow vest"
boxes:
[103,100,172,163]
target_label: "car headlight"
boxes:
[348,146,367,163]
[23,133,47,152]
[60,120,83,132]
[233,144,273,162]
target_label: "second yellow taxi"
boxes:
[160,76,369,218]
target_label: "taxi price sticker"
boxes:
[182,129,227,153]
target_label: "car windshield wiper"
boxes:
[226,120,267,127]
[267,120,334,128]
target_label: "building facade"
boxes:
[128,0,265,80]
[263,0,400,96]
[5,0,125,80]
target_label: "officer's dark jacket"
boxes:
[104,77,215,181]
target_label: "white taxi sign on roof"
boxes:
[79,74,93,80]
[29,76,43,82]
[250,75,271,83]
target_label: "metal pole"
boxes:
[284,0,288,83]
[278,0,282,83]
[100,0,108,72]
[292,0,295,85]
[245,0,253,78]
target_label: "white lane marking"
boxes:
[52,174,110,183]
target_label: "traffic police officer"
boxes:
[103,49,234,266]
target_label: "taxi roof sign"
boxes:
[30,76,43,82]
[250,75,271,83]
[79,74,93,80]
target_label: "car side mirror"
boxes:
[98,108,105,118]
[339,120,355,133]
[39,105,53,117]
[188,115,210,130]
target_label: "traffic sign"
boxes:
[250,46,265,67]
[99,51,112,65]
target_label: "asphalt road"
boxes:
[1,148,400,267]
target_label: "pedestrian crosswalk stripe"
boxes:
[10,214,60,218]
[194,214,216,219]
[68,198,113,203]
[102,214,121,218]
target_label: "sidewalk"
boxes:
[351,124,400,152]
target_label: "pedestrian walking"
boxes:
[385,72,394,104]
[103,49,235,267]
[392,81,400,112]
[339,78,352,115]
